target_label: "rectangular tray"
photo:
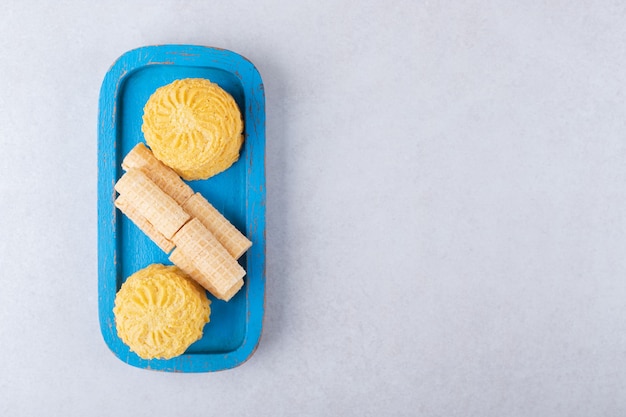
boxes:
[98,45,265,372]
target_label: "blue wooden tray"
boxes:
[98,45,265,372]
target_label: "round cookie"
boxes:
[113,264,211,360]
[141,78,244,181]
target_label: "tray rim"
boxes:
[97,44,266,372]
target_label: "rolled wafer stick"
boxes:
[172,218,245,296]
[170,248,244,301]
[222,278,244,301]
[182,193,252,259]
[121,144,251,259]
[121,143,194,206]
[114,194,175,253]
[114,169,190,239]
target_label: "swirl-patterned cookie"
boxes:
[141,78,244,180]
[113,264,211,359]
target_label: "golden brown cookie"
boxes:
[113,264,211,359]
[141,78,244,180]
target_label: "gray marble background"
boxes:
[1,1,626,416]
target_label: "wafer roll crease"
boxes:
[171,218,246,296]
[169,248,244,301]
[182,193,252,259]
[114,194,175,253]
[114,169,190,239]
[121,143,194,206]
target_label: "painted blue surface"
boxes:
[98,45,265,372]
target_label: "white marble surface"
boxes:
[2,1,626,415]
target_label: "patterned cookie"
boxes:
[113,264,211,359]
[141,78,244,180]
